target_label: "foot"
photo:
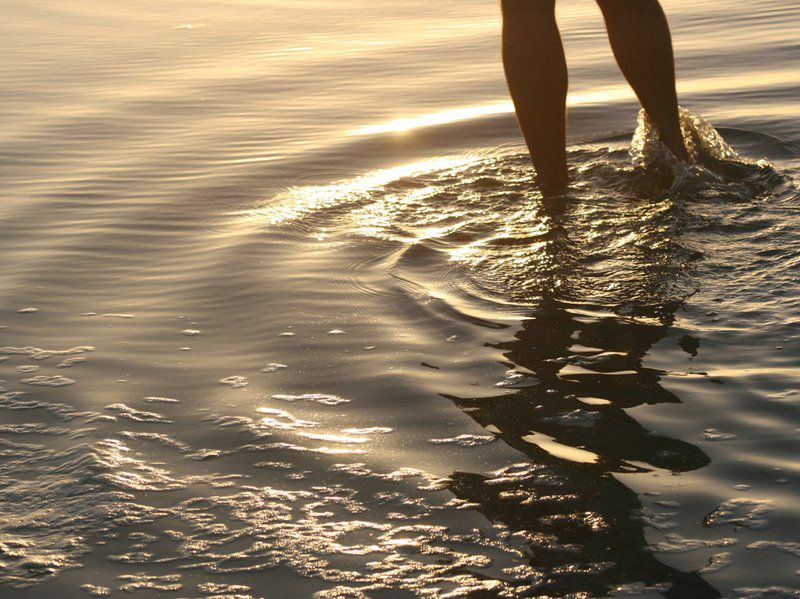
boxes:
[537,174,569,198]
[660,128,689,162]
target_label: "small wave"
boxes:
[247,108,783,327]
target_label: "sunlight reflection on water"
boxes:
[0,0,798,596]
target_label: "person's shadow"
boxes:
[444,197,720,597]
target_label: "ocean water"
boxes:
[0,0,798,597]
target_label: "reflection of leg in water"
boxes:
[446,303,719,596]
[598,0,689,161]
[471,306,711,472]
[449,467,719,597]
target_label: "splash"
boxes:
[629,107,756,189]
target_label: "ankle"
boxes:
[537,173,569,196]
[663,133,689,162]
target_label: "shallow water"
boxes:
[1,0,799,597]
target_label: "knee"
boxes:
[501,0,556,17]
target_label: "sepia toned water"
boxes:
[0,0,798,596]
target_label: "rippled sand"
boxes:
[1,0,799,597]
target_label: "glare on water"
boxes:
[0,0,798,597]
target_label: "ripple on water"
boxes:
[56,357,85,368]
[271,393,351,406]
[256,407,318,431]
[429,434,496,447]
[105,403,173,424]
[543,409,602,428]
[119,431,192,453]
[21,375,75,387]
[144,396,180,404]
[80,584,111,597]
[219,375,249,388]
[197,582,253,595]
[704,498,775,531]
[0,346,95,361]
[0,391,110,422]
[495,369,539,388]
[733,588,800,599]
[117,574,182,593]
[0,106,796,596]
[341,426,392,434]
[766,389,800,403]
[747,541,800,557]
[699,552,734,574]
[299,431,370,444]
[609,582,673,596]
[651,533,737,554]
[699,428,738,441]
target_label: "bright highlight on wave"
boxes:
[240,155,481,227]
[350,69,797,137]
[349,87,637,136]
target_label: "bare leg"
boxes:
[597,0,689,161]
[502,0,569,193]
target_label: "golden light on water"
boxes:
[240,155,478,227]
[521,432,600,464]
[349,85,637,136]
[350,68,797,137]
[350,102,514,137]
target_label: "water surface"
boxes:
[1,0,798,597]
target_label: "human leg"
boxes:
[502,0,569,192]
[597,0,688,161]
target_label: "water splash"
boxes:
[631,107,740,167]
[628,106,774,194]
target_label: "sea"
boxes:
[1,0,798,596]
